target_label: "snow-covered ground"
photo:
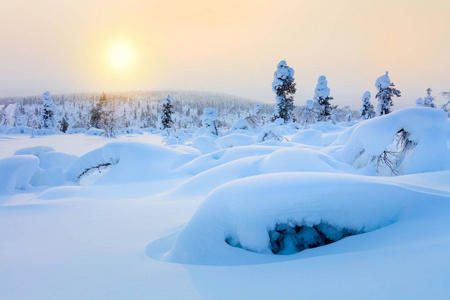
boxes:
[1,108,450,299]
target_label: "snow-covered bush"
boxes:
[201,108,219,136]
[272,60,296,123]
[375,72,401,116]
[336,108,447,175]
[66,142,190,184]
[257,124,283,143]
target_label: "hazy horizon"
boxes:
[1,0,449,109]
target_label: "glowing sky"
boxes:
[1,0,449,109]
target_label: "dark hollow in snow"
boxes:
[226,222,361,255]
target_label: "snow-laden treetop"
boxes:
[375,72,391,90]
[313,75,330,101]
[163,95,173,105]
[272,60,295,92]
[306,100,314,109]
[362,91,371,102]
[42,91,53,102]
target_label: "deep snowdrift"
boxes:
[159,173,436,265]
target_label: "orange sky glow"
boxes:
[1,0,449,109]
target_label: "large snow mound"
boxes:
[290,129,323,146]
[335,108,447,175]
[216,134,255,148]
[158,173,424,265]
[66,142,194,184]
[0,155,39,194]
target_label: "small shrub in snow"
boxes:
[415,98,424,107]
[272,60,296,123]
[375,72,401,116]
[257,124,283,143]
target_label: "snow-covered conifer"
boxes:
[59,116,69,133]
[253,103,261,116]
[313,76,333,121]
[89,92,117,137]
[375,72,401,116]
[423,88,435,108]
[160,95,174,130]
[40,91,57,129]
[90,92,107,129]
[201,108,218,136]
[360,91,375,120]
[272,60,296,123]
[415,98,424,107]
[304,100,315,128]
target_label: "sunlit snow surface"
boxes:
[1,108,450,299]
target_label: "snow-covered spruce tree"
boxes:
[103,113,117,138]
[201,108,218,136]
[90,92,107,129]
[253,103,261,116]
[304,100,315,128]
[360,91,375,120]
[59,116,69,133]
[89,92,117,137]
[375,72,401,116]
[160,95,174,130]
[272,60,296,123]
[423,88,435,108]
[313,76,333,121]
[40,91,57,129]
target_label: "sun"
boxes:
[107,41,136,71]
